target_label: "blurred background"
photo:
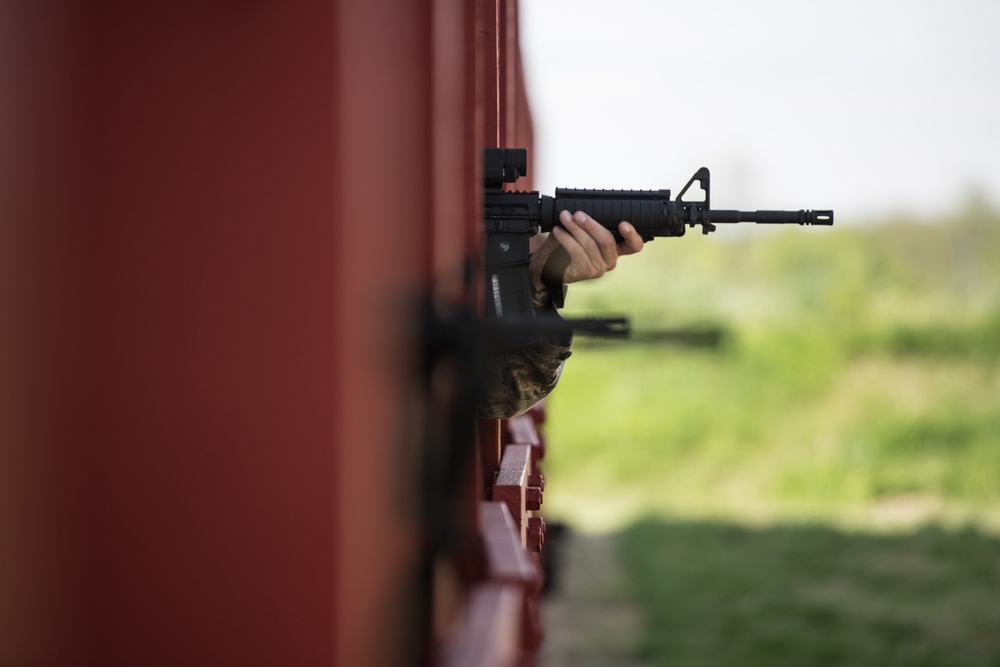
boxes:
[522,2,1000,665]
[522,0,1000,219]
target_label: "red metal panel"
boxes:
[462,1,544,664]
[0,1,436,664]
[478,0,501,149]
[333,0,437,664]
[432,0,482,284]
[0,5,89,662]
[2,0,538,663]
[80,4,345,665]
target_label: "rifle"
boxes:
[482,147,832,332]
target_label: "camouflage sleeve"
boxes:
[477,338,572,420]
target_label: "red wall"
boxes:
[0,0,514,664]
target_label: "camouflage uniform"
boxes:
[478,340,571,419]
[478,323,571,420]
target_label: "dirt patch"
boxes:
[539,529,653,667]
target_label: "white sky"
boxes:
[519,0,1000,223]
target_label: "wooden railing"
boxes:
[444,405,549,667]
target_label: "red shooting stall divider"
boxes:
[1,1,547,665]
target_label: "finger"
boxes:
[617,221,645,255]
[551,224,602,282]
[568,211,619,271]
[562,214,609,277]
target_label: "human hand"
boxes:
[530,210,644,291]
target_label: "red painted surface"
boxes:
[1,0,535,663]
[2,3,348,664]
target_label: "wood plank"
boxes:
[479,502,537,584]
[492,444,531,542]
[443,583,522,667]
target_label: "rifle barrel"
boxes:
[711,210,834,225]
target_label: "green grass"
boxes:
[619,519,1000,667]
[543,201,1000,529]
[537,201,1000,664]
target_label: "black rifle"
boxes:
[482,147,832,331]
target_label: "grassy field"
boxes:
[619,519,1000,666]
[540,197,1000,664]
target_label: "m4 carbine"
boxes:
[482,147,833,330]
